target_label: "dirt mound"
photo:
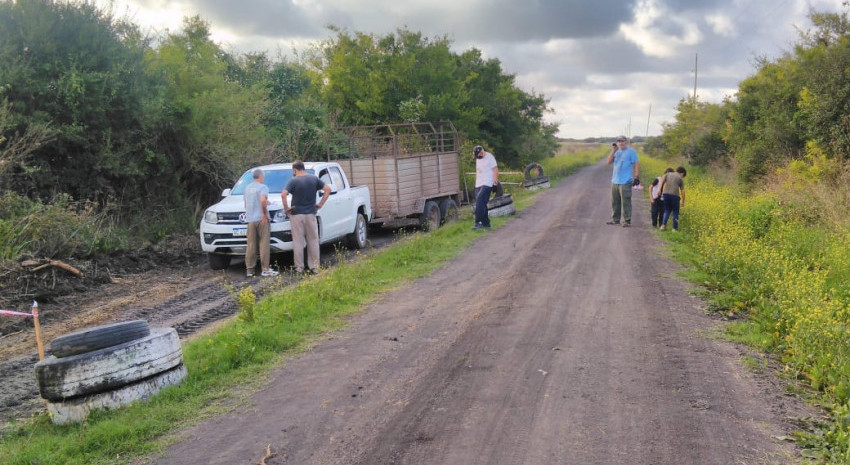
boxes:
[0,235,200,337]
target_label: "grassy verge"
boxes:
[0,147,600,464]
[649,159,850,463]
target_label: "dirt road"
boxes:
[153,161,804,465]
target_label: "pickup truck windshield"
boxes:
[230,169,315,195]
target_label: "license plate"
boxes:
[232,228,247,237]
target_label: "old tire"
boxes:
[419,200,441,231]
[487,194,513,209]
[50,320,150,358]
[439,198,459,224]
[524,163,545,180]
[492,182,504,198]
[36,328,183,401]
[489,201,516,217]
[347,212,368,249]
[208,253,231,271]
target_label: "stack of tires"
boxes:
[34,320,186,424]
[487,183,516,217]
[522,163,550,190]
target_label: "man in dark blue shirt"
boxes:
[282,161,331,274]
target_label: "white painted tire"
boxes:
[489,201,516,217]
[35,328,182,402]
[47,364,187,425]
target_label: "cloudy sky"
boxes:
[98,0,845,139]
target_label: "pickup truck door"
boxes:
[317,167,354,240]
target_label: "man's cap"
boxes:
[616,136,628,142]
[473,145,483,155]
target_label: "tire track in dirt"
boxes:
[0,231,397,426]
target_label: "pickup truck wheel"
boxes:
[208,253,231,270]
[347,213,368,249]
[35,328,183,401]
[50,320,150,358]
[419,201,441,231]
[439,199,459,224]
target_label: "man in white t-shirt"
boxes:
[473,145,499,230]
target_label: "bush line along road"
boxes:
[154,160,804,465]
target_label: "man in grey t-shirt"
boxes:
[282,161,331,274]
[244,169,278,277]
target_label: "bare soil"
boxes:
[0,229,396,425]
[144,162,816,465]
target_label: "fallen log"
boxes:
[28,260,82,277]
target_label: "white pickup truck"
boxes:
[200,162,372,270]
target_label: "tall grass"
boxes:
[654,157,850,463]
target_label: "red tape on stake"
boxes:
[0,309,34,318]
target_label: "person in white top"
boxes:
[472,145,499,230]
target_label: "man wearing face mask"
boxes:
[472,145,499,230]
[606,136,640,227]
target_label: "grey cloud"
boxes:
[184,0,322,37]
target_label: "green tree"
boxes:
[725,56,805,182]
[795,10,850,161]
[0,0,155,201]
[144,16,270,199]
[313,28,558,167]
[660,98,731,167]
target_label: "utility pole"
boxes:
[646,103,652,137]
[693,53,698,102]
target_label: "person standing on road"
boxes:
[282,160,331,274]
[650,168,674,228]
[606,136,640,227]
[473,145,499,230]
[244,169,278,278]
[658,166,687,231]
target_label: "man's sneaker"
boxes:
[472,223,484,230]
[246,270,254,278]
[659,225,666,231]
[622,222,631,228]
[606,220,620,225]
[307,268,320,275]
[261,269,279,277]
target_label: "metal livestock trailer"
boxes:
[327,122,462,231]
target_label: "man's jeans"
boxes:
[611,183,633,223]
[474,185,493,227]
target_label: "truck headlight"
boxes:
[271,210,288,222]
[204,210,218,224]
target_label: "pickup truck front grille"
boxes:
[203,231,292,245]
[216,212,245,224]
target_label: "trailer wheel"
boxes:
[439,199,459,224]
[208,253,231,270]
[50,320,150,358]
[36,328,182,402]
[347,212,368,249]
[419,201,441,231]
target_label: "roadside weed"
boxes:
[654,164,850,462]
